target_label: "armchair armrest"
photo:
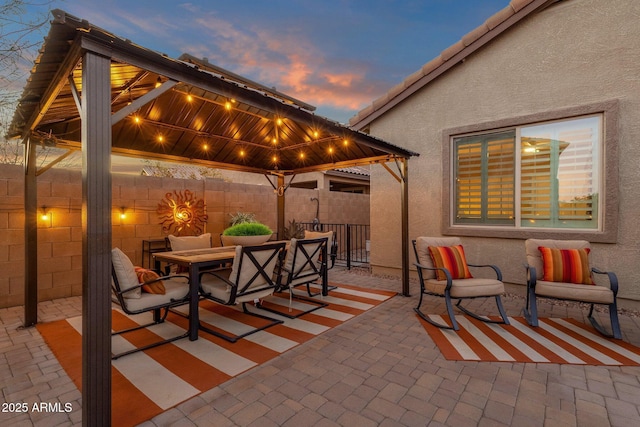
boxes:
[467,263,502,281]
[413,262,453,290]
[591,268,619,295]
[524,264,537,289]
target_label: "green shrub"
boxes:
[223,222,272,236]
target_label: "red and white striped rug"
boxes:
[37,284,395,427]
[418,315,640,365]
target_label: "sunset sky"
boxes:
[20,0,509,123]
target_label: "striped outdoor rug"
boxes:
[418,315,640,365]
[37,283,395,427]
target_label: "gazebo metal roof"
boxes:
[9,12,416,174]
[10,10,417,426]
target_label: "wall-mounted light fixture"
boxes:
[119,207,127,224]
[40,206,52,228]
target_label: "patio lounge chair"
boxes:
[260,237,330,318]
[110,248,190,359]
[412,237,509,330]
[198,242,287,342]
[524,239,621,339]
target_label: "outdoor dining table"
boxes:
[153,246,238,341]
[152,240,329,341]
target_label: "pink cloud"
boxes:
[182,14,383,112]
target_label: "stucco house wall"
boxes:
[365,0,640,306]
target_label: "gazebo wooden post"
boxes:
[400,158,410,297]
[81,50,112,426]
[23,136,38,327]
[277,174,285,240]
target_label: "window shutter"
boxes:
[454,131,514,224]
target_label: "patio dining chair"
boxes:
[198,242,287,342]
[260,237,330,319]
[412,237,509,331]
[524,239,621,339]
[111,247,190,359]
[302,230,338,296]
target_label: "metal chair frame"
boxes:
[111,265,190,359]
[412,240,509,331]
[198,242,287,342]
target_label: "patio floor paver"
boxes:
[2,267,640,426]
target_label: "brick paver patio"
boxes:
[2,267,640,426]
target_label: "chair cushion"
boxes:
[202,245,281,304]
[415,237,462,280]
[535,280,613,304]
[134,267,166,294]
[111,248,141,299]
[122,276,190,312]
[304,230,333,242]
[200,268,233,301]
[282,238,324,286]
[424,278,504,298]
[539,247,593,285]
[168,233,211,251]
[428,245,473,281]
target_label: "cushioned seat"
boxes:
[523,239,621,339]
[111,247,190,358]
[198,242,287,342]
[423,277,505,299]
[412,237,509,331]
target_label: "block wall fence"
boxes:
[0,164,369,308]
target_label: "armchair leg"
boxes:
[587,303,622,340]
[454,296,510,325]
[522,288,539,327]
[199,302,284,343]
[414,290,458,330]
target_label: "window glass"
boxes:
[452,115,601,230]
[521,116,600,229]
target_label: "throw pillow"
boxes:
[428,245,473,281]
[134,267,166,294]
[538,247,593,285]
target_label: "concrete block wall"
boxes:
[0,163,370,308]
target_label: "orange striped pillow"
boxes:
[428,245,473,281]
[538,247,593,285]
[134,267,166,294]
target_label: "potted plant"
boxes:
[222,221,273,246]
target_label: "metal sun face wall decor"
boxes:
[157,189,208,235]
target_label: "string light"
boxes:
[187,94,193,102]
[313,130,319,138]
[157,135,164,143]
[276,118,283,126]
[202,143,209,151]
[343,139,349,146]
[239,149,245,157]
[272,137,277,145]
[272,155,278,163]
[299,152,305,159]
[133,115,141,124]
[328,146,334,154]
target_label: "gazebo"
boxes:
[8,10,418,425]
